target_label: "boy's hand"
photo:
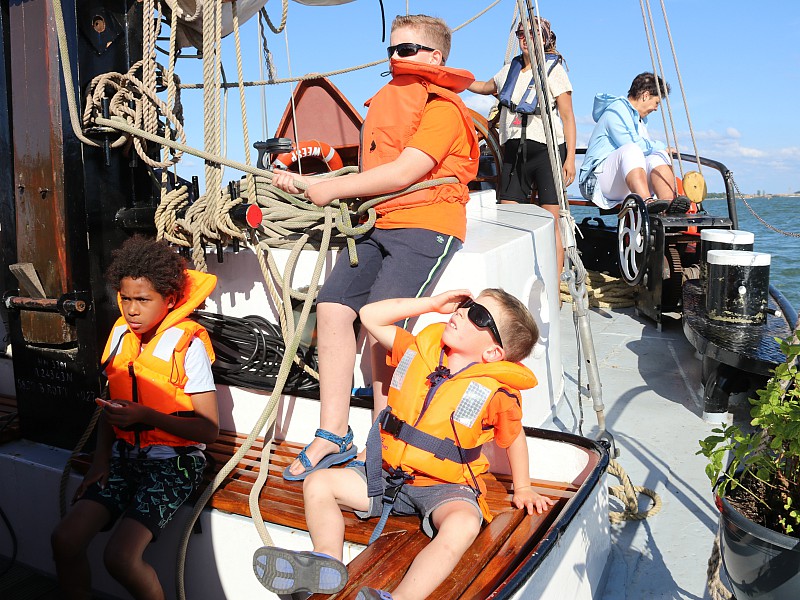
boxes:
[270,169,309,195]
[512,486,556,515]
[429,289,472,314]
[74,460,110,502]
[101,399,150,429]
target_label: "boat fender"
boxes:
[271,140,344,172]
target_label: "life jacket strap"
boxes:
[378,410,483,464]
[365,407,484,498]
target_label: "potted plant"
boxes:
[697,327,800,600]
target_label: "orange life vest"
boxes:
[379,324,537,517]
[360,59,480,216]
[102,270,217,447]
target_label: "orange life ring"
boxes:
[271,140,343,172]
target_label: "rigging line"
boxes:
[643,0,683,179]
[177,1,500,91]
[262,0,288,34]
[517,0,574,253]
[658,0,702,178]
[284,23,303,175]
[641,0,684,180]
[453,0,502,32]
[257,10,269,139]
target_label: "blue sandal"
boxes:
[356,586,394,600]
[252,546,348,594]
[282,426,357,481]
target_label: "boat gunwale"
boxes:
[490,426,610,600]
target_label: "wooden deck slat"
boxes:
[456,497,567,599]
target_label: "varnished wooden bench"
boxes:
[73,428,582,599]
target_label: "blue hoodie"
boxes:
[578,93,666,185]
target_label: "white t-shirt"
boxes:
[493,60,572,146]
[111,335,215,460]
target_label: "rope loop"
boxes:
[607,458,663,523]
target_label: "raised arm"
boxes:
[468,78,498,96]
[359,290,471,351]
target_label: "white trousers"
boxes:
[595,143,671,208]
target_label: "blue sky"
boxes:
[173,0,800,195]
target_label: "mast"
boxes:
[2,0,148,449]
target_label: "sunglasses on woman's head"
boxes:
[458,298,503,348]
[387,42,436,58]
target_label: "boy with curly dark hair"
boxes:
[51,235,219,600]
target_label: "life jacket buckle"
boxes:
[382,469,413,506]
[379,411,405,437]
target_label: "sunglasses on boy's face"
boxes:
[458,298,503,348]
[387,42,436,59]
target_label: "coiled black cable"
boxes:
[193,311,320,395]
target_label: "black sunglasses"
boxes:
[387,42,436,59]
[458,298,503,348]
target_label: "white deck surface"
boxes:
[555,304,735,599]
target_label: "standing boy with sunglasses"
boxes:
[253,289,554,600]
[270,15,480,481]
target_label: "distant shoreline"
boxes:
[706,194,800,199]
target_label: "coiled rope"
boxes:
[560,270,635,309]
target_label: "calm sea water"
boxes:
[570,196,800,312]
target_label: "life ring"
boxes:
[271,140,343,172]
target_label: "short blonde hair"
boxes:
[391,14,451,64]
[479,289,539,363]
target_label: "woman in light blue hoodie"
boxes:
[578,73,689,213]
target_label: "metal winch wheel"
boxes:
[617,194,652,286]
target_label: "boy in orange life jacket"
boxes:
[252,289,555,600]
[269,14,480,481]
[51,236,219,600]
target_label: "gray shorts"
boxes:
[352,465,482,537]
[317,228,461,320]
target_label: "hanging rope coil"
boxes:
[82,60,186,168]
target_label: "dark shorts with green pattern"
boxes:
[80,453,206,540]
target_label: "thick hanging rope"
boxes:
[706,526,734,600]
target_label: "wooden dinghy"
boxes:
[65,422,609,599]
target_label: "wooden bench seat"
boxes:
[72,428,582,598]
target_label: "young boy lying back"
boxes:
[253,289,554,600]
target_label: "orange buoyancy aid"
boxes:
[102,270,217,447]
[360,59,480,216]
[380,323,537,488]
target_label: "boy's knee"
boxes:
[303,468,331,494]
